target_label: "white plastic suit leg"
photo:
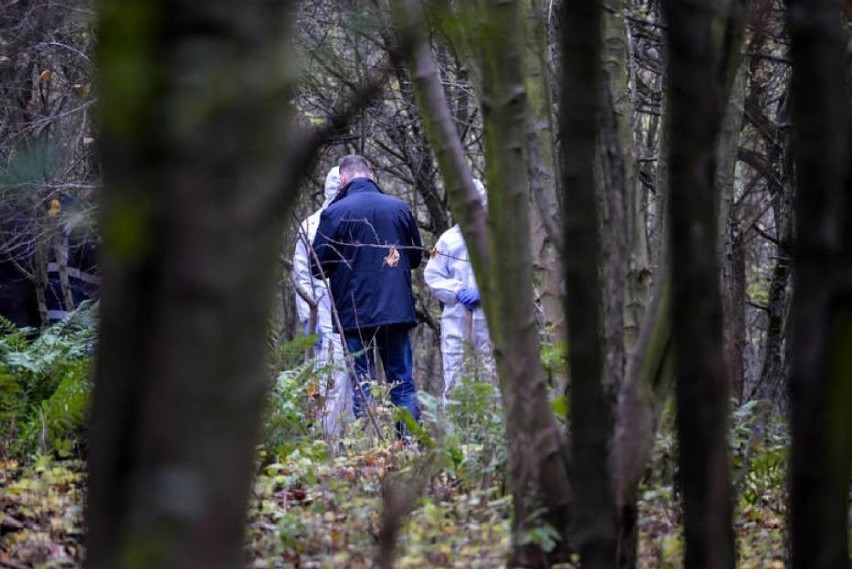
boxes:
[315,331,352,439]
[441,310,494,401]
[440,314,468,400]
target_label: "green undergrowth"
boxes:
[0,327,792,568]
[0,304,96,460]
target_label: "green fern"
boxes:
[0,303,96,460]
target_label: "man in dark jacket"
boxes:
[312,155,423,435]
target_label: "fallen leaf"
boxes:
[72,83,90,100]
[383,246,400,267]
[39,70,52,83]
[47,199,61,217]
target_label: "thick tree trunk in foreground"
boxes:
[87,3,300,569]
[786,0,851,565]
[663,0,736,566]
[560,0,617,567]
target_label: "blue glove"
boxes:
[302,320,322,348]
[455,287,480,310]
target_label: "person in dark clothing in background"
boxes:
[311,154,423,436]
[0,209,39,328]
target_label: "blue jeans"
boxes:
[345,326,420,436]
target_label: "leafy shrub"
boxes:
[730,400,789,510]
[261,334,332,461]
[0,304,96,459]
[418,376,507,491]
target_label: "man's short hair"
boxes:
[338,155,374,180]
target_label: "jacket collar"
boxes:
[332,177,383,204]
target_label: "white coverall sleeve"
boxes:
[424,236,464,306]
[293,229,318,324]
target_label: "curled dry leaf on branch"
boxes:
[383,246,400,267]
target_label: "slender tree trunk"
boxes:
[481,1,575,563]
[613,273,673,569]
[749,82,795,404]
[392,2,573,565]
[786,0,851,565]
[560,0,617,567]
[718,67,747,403]
[599,63,629,398]
[613,12,673,568]
[662,0,736,566]
[87,4,307,568]
[601,0,651,363]
[525,0,566,349]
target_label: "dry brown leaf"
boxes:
[71,83,90,100]
[383,246,400,267]
[39,69,52,83]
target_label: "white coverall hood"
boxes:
[323,167,341,207]
[472,178,487,206]
[291,164,351,438]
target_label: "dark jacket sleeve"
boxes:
[311,209,337,278]
[403,208,423,270]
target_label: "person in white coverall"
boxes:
[293,166,352,438]
[424,179,493,400]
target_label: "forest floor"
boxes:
[1,437,788,569]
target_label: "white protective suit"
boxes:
[423,180,493,399]
[293,167,352,438]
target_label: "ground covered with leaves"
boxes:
[1,321,790,568]
[1,428,788,569]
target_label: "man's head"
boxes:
[323,166,341,204]
[338,155,375,187]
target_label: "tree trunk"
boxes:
[601,0,650,365]
[87,3,306,568]
[392,1,573,565]
[525,0,567,350]
[613,14,671,568]
[613,273,673,569]
[786,0,851,564]
[746,79,795,404]
[662,0,736,566]
[717,67,747,403]
[560,0,617,567]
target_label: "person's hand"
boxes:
[455,287,480,310]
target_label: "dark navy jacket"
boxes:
[311,178,423,333]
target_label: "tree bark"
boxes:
[786,0,851,565]
[525,0,567,349]
[560,0,617,567]
[86,3,314,568]
[717,67,747,403]
[613,40,673,569]
[392,1,573,565]
[745,77,795,404]
[662,0,736,567]
[613,273,673,569]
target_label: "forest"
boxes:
[0,0,849,568]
